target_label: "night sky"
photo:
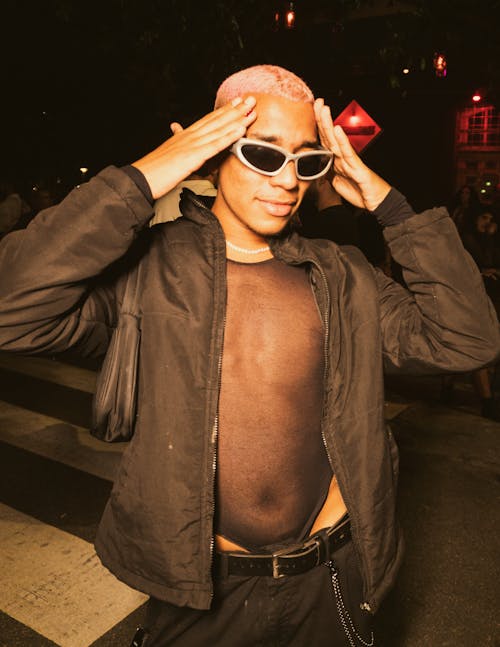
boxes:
[1,0,499,208]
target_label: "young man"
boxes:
[0,65,498,646]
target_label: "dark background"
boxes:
[1,0,499,209]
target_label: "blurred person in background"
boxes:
[0,179,30,238]
[441,207,500,419]
[450,184,482,234]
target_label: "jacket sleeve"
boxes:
[0,166,153,357]
[375,207,500,374]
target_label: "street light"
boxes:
[79,167,89,183]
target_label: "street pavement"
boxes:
[0,352,498,646]
[377,374,500,646]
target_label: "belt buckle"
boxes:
[271,538,320,579]
[271,553,285,579]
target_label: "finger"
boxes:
[314,99,335,152]
[333,157,350,177]
[189,119,251,157]
[170,122,184,134]
[187,106,256,152]
[182,108,257,163]
[314,98,325,139]
[332,125,359,163]
[188,96,257,136]
[313,100,340,155]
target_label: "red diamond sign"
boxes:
[333,100,382,153]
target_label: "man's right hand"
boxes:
[314,98,391,212]
[132,96,257,199]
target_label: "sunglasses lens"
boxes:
[297,154,331,178]
[240,144,286,173]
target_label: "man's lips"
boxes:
[258,198,296,217]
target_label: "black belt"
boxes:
[215,517,351,579]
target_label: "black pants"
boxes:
[138,539,374,647]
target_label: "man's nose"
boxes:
[269,160,298,189]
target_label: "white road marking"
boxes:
[0,401,123,482]
[0,503,147,647]
[0,352,97,394]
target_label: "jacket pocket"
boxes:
[91,312,141,442]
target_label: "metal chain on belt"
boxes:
[327,561,375,647]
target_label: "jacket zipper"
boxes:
[311,261,335,471]
[208,320,225,604]
[308,256,372,612]
[189,195,226,605]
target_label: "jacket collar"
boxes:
[179,188,218,226]
[179,187,330,267]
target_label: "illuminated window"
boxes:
[465,107,500,147]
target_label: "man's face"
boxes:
[212,93,319,242]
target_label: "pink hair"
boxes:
[214,64,314,108]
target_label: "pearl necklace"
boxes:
[226,240,271,255]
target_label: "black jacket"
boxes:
[0,167,498,611]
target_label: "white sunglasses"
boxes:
[230,138,333,180]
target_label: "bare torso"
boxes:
[216,257,333,549]
[216,475,347,552]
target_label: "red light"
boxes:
[472,94,481,102]
[284,1,295,29]
[349,114,360,125]
[433,52,447,78]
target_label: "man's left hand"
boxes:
[314,98,391,211]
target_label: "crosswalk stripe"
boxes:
[0,352,97,394]
[0,356,144,644]
[0,400,122,482]
[0,502,147,647]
